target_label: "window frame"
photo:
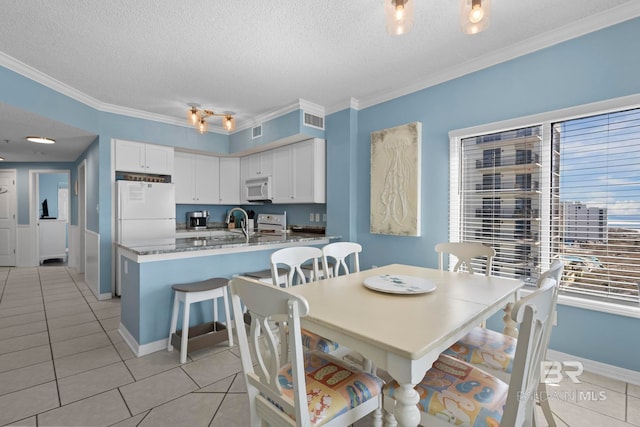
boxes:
[449,93,640,319]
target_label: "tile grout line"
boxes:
[625,382,629,424]
[37,267,63,420]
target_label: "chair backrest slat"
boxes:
[322,242,362,277]
[230,276,311,425]
[435,242,495,276]
[270,246,322,287]
[502,279,557,426]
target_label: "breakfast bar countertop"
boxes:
[116,231,339,258]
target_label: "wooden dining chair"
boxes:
[229,276,384,427]
[270,246,341,355]
[322,242,362,278]
[435,241,496,276]
[441,260,565,426]
[383,276,559,427]
[270,246,322,288]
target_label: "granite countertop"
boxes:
[117,231,338,256]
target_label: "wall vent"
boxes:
[252,125,262,139]
[304,112,324,130]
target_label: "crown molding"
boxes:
[2,4,639,133]
[325,97,362,115]
[0,51,104,110]
[357,3,640,111]
[233,99,325,133]
[299,99,325,117]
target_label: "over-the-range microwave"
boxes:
[245,176,273,202]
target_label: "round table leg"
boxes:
[503,301,519,338]
[393,383,421,426]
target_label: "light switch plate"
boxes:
[315,213,320,222]
[310,213,315,222]
[323,213,327,222]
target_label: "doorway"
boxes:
[30,170,70,266]
[77,161,86,273]
[0,170,17,266]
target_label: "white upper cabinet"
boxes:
[267,138,326,204]
[291,139,326,203]
[114,139,174,175]
[174,152,220,204]
[219,157,241,204]
[241,151,273,180]
[271,145,293,203]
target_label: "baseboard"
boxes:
[118,323,168,357]
[547,349,640,386]
[138,338,169,357]
[98,292,112,301]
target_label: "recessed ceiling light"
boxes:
[26,136,56,144]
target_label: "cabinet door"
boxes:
[145,144,174,175]
[194,155,220,204]
[292,139,326,203]
[258,151,274,177]
[271,146,293,203]
[219,157,240,204]
[243,153,263,179]
[115,140,146,173]
[174,152,196,204]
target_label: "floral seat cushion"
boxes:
[443,326,516,374]
[278,352,383,426]
[385,354,507,427]
[301,328,341,353]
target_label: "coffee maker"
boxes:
[186,211,208,230]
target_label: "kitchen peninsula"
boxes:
[116,231,336,356]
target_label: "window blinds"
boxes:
[450,109,640,305]
[456,125,544,283]
[552,109,640,304]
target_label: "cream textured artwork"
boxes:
[370,122,421,236]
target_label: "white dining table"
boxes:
[283,263,522,427]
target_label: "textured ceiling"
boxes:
[0,0,639,160]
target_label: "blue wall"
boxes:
[1,17,639,370]
[38,172,68,218]
[324,18,640,371]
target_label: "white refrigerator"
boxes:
[116,181,176,245]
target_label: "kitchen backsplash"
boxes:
[175,203,326,227]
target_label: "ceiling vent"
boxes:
[304,112,324,130]
[252,125,262,139]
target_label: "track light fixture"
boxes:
[460,0,491,35]
[385,0,414,36]
[187,103,236,134]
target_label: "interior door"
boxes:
[0,171,17,266]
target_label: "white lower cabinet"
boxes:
[39,220,67,263]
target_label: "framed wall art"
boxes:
[370,122,422,236]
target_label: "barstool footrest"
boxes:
[170,321,229,353]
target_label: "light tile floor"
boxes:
[0,266,637,426]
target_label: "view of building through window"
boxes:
[454,107,640,305]
[552,108,640,303]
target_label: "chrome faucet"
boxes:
[226,207,249,237]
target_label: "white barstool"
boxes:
[167,277,233,364]
[243,267,288,287]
